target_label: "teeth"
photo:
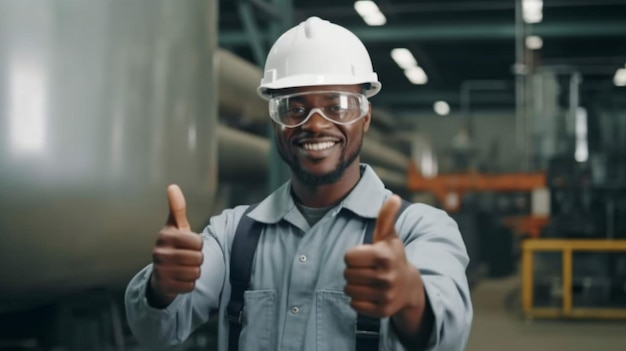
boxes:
[302,141,335,151]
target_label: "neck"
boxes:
[291,162,362,208]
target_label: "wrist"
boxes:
[404,265,425,310]
[146,273,177,309]
[391,267,428,346]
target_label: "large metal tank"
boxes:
[0,1,218,308]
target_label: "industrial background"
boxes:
[1,0,626,350]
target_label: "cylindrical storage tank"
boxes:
[0,1,218,307]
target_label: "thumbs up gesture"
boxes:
[344,195,425,319]
[148,185,204,307]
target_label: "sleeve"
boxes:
[384,204,473,351]
[124,210,237,349]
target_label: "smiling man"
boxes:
[125,16,473,351]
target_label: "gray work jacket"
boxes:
[125,164,473,350]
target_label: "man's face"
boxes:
[272,84,371,186]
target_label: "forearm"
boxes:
[125,266,185,349]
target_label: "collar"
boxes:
[248,163,390,224]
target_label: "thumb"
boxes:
[373,194,401,243]
[167,184,191,231]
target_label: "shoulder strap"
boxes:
[356,198,412,351]
[227,204,262,351]
[362,198,412,244]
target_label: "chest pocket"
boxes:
[316,290,357,351]
[239,289,277,351]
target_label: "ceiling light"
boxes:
[525,35,543,50]
[391,48,417,69]
[363,12,386,26]
[523,0,543,24]
[354,1,386,26]
[614,68,626,86]
[434,101,450,116]
[404,66,428,85]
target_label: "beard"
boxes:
[279,136,363,186]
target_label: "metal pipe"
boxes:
[371,166,407,191]
[361,137,409,173]
[568,72,582,136]
[218,124,269,182]
[514,0,527,170]
[246,0,282,20]
[293,0,626,17]
[216,49,267,122]
[221,20,626,45]
[237,1,267,66]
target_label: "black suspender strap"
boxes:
[226,204,262,351]
[356,198,412,351]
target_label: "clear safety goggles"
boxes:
[268,91,369,128]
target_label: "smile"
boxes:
[301,141,337,151]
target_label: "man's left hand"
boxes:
[344,194,426,321]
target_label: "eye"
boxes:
[327,105,345,112]
[285,105,306,115]
[287,106,307,114]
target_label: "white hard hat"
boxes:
[257,16,381,100]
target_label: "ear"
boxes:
[363,103,372,133]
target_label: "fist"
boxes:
[150,185,203,301]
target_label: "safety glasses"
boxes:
[268,91,369,128]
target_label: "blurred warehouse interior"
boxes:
[1,0,626,350]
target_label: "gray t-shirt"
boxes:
[295,202,333,227]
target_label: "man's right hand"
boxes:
[147,184,203,308]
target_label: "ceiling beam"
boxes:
[220,21,626,45]
[372,90,515,107]
[295,0,626,17]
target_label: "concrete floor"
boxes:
[466,275,626,351]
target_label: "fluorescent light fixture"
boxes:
[614,68,626,86]
[404,66,428,85]
[574,107,588,163]
[523,0,543,24]
[354,1,386,26]
[354,0,379,15]
[391,48,417,69]
[9,57,47,154]
[420,151,438,178]
[433,101,450,116]
[391,47,428,85]
[575,139,588,163]
[363,12,386,26]
[525,35,543,50]
[575,107,587,138]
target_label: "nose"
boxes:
[301,110,332,131]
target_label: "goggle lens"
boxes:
[269,91,368,128]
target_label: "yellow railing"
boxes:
[522,239,626,319]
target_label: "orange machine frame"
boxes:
[407,162,549,236]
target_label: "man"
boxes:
[125,16,472,350]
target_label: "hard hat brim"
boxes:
[258,75,381,100]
